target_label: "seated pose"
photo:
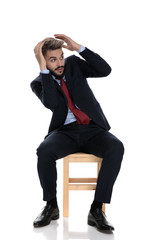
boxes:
[31,34,124,232]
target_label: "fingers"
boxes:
[62,45,67,49]
[54,34,67,41]
[54,34,74,50]
[34,41,43,54]
[54,34,71,44]
[34,41,46,70]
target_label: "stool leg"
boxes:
[63,158,69,217]
[102,203,105,213]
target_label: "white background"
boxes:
[0,0,160,239]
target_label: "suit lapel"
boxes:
[63,58,74,94]
[54,77,68,105]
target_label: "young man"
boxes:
[31,34,124,231]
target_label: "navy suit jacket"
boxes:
[30,47,111,134]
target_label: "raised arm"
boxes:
[55,34,111,78]
[31,41,58,110]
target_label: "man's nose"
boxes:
[57,59,63,66]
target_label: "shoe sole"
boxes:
[88,220,114,231]
[88,220,96,226]
[33,214,59,228]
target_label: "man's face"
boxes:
[44,48,65,78]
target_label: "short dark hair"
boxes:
[42,37,64,56]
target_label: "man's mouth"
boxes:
[56,67,64,72]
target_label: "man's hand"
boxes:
[34,41,47,70]
[54,34,81,51]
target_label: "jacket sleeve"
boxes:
[30,73,58,111]
[78,47,112,78]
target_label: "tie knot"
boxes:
[58,78,63,85]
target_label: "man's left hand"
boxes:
[54,34,81,51]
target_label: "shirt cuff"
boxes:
[40,69,50,74]
[77,45,86,53]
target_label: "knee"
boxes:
[36,141,54,159]
[115,139,125,156]
[37,142,45,157]
[108,138,125,158]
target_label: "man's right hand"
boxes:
[34,41,47,70]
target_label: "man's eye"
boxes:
[51,59,56,62]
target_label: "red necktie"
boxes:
[60,79,90,125]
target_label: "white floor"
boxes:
[1,156,160,240]
[1,194,160,240]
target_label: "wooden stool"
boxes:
[63,153,105,217]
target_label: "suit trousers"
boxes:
[36,122,124,203]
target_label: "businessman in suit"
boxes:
[31,34,124,231]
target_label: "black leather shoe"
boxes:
[88,208,114,231]
[33,204,59,228]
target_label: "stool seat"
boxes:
[63,153,105,217]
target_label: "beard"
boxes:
[48,66,65,79]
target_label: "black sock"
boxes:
[90,200,103,212]
[47,198,58,208]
